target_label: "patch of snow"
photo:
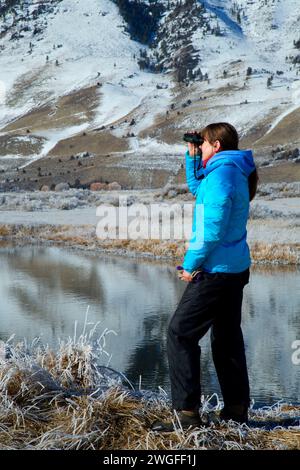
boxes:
[27,123,89,163]
[0,0,172,157]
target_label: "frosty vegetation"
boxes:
[0,182,300,213]
[0,319,299,450]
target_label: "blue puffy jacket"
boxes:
[182,149,256,274]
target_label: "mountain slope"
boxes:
[0,0,300,189]
[0,0,171,169]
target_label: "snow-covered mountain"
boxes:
[0,0,299,187]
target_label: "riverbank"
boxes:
[0,221,299,265]
[0,337,299,451]
[0,184,300,265]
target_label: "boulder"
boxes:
[40,185,50,192]
[107,182,122,191]
[55,182,70,191]
[90,182,108,191]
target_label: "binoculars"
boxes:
[183,132,204,146]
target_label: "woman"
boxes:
[152,122,258,432]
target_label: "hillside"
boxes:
[0,0,300,190]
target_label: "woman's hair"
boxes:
[200,122,258,200]
[248,168,259,201]
[201,122,239,150]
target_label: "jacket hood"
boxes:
[205,150,256,177]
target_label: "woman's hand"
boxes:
[188,142,197,157]
[187,142,198,157]
[178,270,193,282]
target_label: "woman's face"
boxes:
[201,138,221,161]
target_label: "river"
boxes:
[0,243,299,406]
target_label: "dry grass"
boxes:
[262,429,300,450]
[0,327,299,451]
[0,226,11,237]
[1,223,299,265]
[254,107,300,147]
[94,239,186,259]
[3,85,100,134]
[257,162,300,184]
[250,242,300,265]
[48,130,129,158]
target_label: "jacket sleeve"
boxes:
[185,150,204,196]
[182,167,235,273]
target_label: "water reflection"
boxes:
[0,244,299,405]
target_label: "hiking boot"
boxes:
[151,410,204,432]
[219,404,248,424]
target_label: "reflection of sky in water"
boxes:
[0,244,299,405]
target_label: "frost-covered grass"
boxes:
[0,329,299,450]
[0,184,299,264]
[0,182,299,212]
[0,188,141,211]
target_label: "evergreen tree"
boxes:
[112,0,165,45]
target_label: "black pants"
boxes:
[167,269,250,411]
